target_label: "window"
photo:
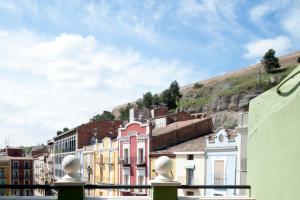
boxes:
[187,154,194,160]
[124,174,129,185]
[186,169,194,185]
[138,175,144,192]
[138,148,144,164]
[24,189,30,196]
[186,191,194,196]
[123,167,130,186]
[108,165,111,184]
[24,161,29,169]
[13,170,19,179]
[13,189,20,196]
[0,179,6,195]
[13,179,19,185]
[24,170,30,178]
[0,168,4,178]
[214,160,225,185]
[13,161,19,169]
[124,148,129,164]
[24,179,30,185]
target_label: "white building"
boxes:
[205,113,248,196]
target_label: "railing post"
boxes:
[150,156,180,200]
[54,155,85,200]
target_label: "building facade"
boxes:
[46,139,55,185]
[94,137,119,196]
[10,157,33,196]
[53,120,122,180]
[150,137,206,196]
[0,147,34,196]
[205,113,248,197]
[0,158,11,196]
[118,121,150,196]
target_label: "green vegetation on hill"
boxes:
[178,64,297,110]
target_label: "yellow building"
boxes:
[0,157,11,196]
[94,137,119,196]
[82,144,97,196]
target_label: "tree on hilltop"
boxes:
[91,111,115,121]
[161,80,182,109]
[261,49,281,73]
[142,92,153,109]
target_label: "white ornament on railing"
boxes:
[154,156,173,182]
[60,155,80,182]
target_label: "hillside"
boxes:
[113,51,300,128]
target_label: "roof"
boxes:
[151,136,206,154]
[1,146,22,150]
[152,118,206,136]
[6,156,33,160]
[54,127,77,140]
[0,156,10,161]
[31,144,47,152]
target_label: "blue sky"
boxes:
[0,0,299,147]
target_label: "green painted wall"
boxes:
[248,65,300,200]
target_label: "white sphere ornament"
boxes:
[154,156,173,182]
[60,155,80,182]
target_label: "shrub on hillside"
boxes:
[193,82,204,89]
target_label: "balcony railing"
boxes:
[0,155,254,200]
[0,184,253,199]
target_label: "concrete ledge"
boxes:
[150,181,181,186]
[0,197,56,200]
[178,197,255,200]
[54,181,85,186]
[86,197,151,200]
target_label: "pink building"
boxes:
[118,121,150,196]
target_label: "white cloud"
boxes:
[249,4,271,23]
[177,0,238,25]
[176,0,250,48]
[81,1,164,45]
[244,36,292,59]
[0,29,207,147]
[281,4,300,40]
[249,0,293,23]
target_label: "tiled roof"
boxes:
[152,118,206,136]
[151,136,206,154]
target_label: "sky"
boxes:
[0,0,299,147]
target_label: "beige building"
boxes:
[0,158,11,196]
[150,136,206,196]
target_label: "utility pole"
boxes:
[258,66,262,92]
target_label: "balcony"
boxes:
[119,158,130,167]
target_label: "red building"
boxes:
[118,121,150,196]
[118,108,213,196]
[9,157,33,196]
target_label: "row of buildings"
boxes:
[0,147,33,196]
[0,106,248,197]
